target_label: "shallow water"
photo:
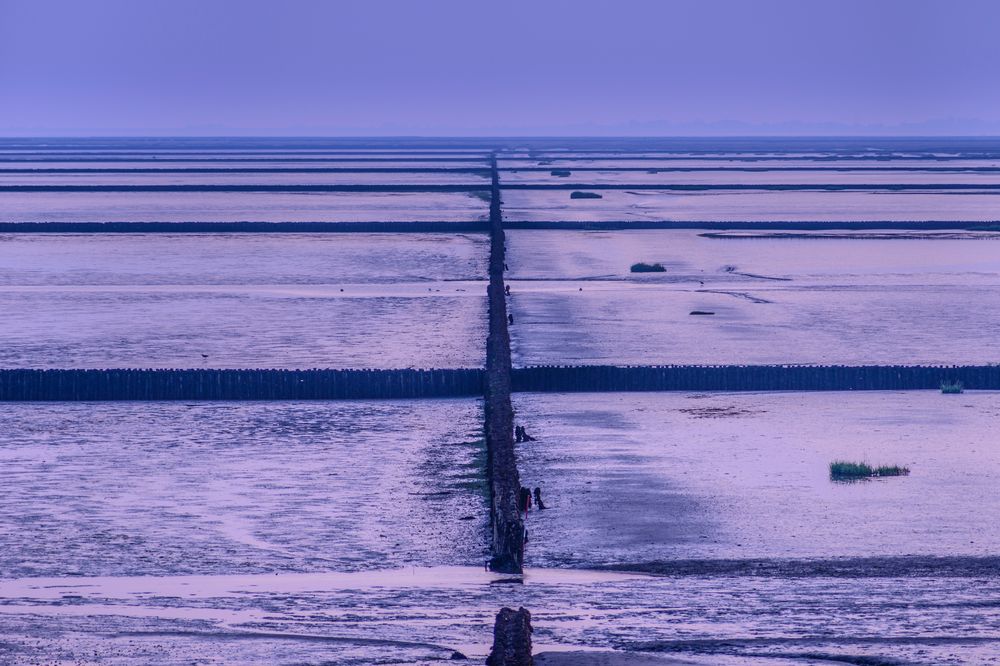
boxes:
[514,391,1000,564]
[0,232,489,285]
[0,284,486,368]
[0,234,488,368]
[507,229,1000,282]
[501,167,1000,185]
[501,188,1000,222]
[506,229,1000,366]
[0,191,487,223]
[509,281,1000,366]
[0,171,489,186]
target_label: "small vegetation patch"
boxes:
[630,262,666,273]
[941,380,964,394]
[570,191,603,199]
[830,460,910,480]
[689,310,715,316]
[550,169,571,177]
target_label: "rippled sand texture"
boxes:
[4,567,999,664]
[0,400,487,577]
[0,233,487,368]
[507,229,1000,365]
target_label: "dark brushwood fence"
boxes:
[512,364,1000,392]
[0,365,994,401]
[0,368,484,401]
[0,221,490,233]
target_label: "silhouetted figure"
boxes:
[507,313,514,325]
[514,425,522,443]
[505,284,510,296]
[518,486,532,513]
[520,427,535,442]
[533,487,545,510]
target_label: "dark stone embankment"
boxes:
[484,154,526,574]
[486,607,533,666]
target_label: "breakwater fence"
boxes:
[0,221,490,233]
[2,365,996,401]
[512,364,1000,392]
[484,153,526,574]
[0,368,484,401]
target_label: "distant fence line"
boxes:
[0,221,490,233]
[4,167,492,174]
[1,221,995,233]
[1,184,492,193]
[0,365,997,401]
[9,183,1000,193]
[499,183,1000,191]
[0,368,484,401]
[511,364,1000,392]
[0,156,489,164]
[502,220,999,231]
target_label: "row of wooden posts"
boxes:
[511,364,1000,392]
[0,364,993,401]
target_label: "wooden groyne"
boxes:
[0,368,483,401]
[484,153,526,574]
[512,364,1000,392]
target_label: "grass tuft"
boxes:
[940,380,964,394]
[630,262,666,273]
[830,460,910,480]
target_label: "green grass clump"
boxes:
[830,460,910,480]
[941,380,964,394]
[630,262,666,273]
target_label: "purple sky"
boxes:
[2,0,998,136]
